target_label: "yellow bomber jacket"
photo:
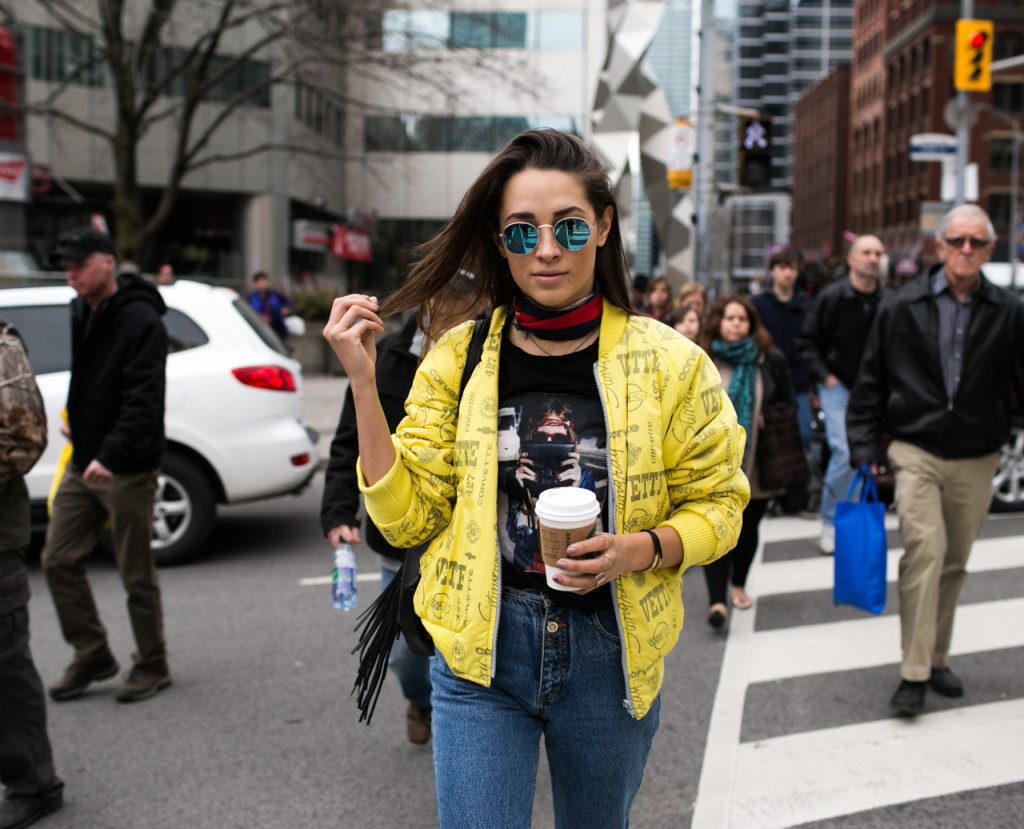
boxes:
[359,301,749,719]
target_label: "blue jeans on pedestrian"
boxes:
[818,381,857,527]
[429,585,660,829]
[794,391,813,450]
[379,566,432,709]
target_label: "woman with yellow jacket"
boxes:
[324,129,748,829]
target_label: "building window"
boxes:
[28,26,105,86]
[152,48,270,108]
[371,10,584,52]
[451,13,527,48]
[364,114,581,153]
[294,82,344,146]
[990,137,1019,174]
[989,193,1013,234]
[992,83,1024,115]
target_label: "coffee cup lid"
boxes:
[535,487,600,520]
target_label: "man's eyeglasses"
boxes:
[501,217,596,255]
[942,236,991,250]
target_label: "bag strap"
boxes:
[458,313,491,402]
[844,464,879,503]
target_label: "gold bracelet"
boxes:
[643,529,663,571]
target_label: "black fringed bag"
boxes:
[351,315,490,723]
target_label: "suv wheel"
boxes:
[153,453,217,565]
[991,426,1024,513]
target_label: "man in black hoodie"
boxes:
[41,228,171,704]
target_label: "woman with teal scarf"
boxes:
[699,294,796,629]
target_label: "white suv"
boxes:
[0,279,320,565]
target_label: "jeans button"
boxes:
[546,621,559,634]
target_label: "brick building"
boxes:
[852,2,1024,269]
[792,64,850,261]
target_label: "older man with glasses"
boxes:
[848,204,1024,717]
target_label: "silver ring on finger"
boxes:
[595,570,607,586]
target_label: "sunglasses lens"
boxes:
[503,223,538,254]
[555,218,592,250]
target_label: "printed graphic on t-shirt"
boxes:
[497,393,608,573]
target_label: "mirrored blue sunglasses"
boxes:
[501,217,596,255]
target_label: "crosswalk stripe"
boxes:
[754,535,1024,597]
[729,698,1024,828]
[749,596,1024,683]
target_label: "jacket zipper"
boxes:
[593,361,637,718]
[489,535,503,679]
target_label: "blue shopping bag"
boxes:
[833,465,888,614]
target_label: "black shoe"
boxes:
[890,679,926,716]
[929,667,964,698]
[706,606,727,630]
[115,662,172,703]
[48,653,119,701]
[0,793,63,829]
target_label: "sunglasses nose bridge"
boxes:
[533,223,563,256]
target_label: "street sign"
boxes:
[667,119,695,189]
[910,133,957,162]
[943,98,979,131]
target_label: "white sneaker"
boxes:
[819,524,835,555]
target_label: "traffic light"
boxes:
[738,116,773,189]
[954,19,994,92]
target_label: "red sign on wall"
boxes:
[331,225,372,262]
[0,26,21,141]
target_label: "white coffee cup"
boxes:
[534,488,601,591]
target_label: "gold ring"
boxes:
[603,553,613,569]
[595,570,607,586]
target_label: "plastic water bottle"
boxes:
[331,544,358,611]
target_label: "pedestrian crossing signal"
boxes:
[738,116,773,189]
[954,19,994,92]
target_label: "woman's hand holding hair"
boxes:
[322,294,396,486]
[323,294,383,385]
[552,527,681,594]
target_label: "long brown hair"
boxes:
[699,294,774,355]
[379,129,634,341]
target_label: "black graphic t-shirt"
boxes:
[497,326,611,610]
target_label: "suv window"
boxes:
[165,308,209,353]
[233,298,290,356]
[0,305,71,373]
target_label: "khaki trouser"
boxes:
[41,467,166,670]
[888,440,999,681]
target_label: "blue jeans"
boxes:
[379,567,432,709]
[430,585,661,829]
[818,382,857,527]
[794,391,813,450]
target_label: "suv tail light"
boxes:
[232,365,296,391]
